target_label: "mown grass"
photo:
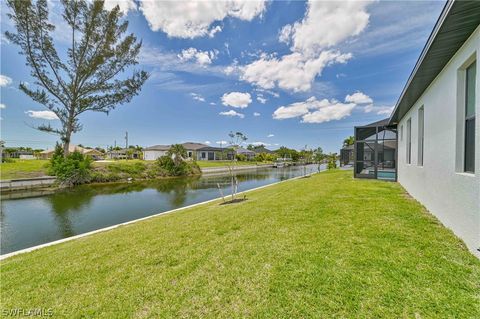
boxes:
[0,159,50,180]
[1,170,479,318]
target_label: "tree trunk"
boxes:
[63,133,71,157]
[63,106,76,157]
[63,120,73,157]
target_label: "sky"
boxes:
[0,0,445,152]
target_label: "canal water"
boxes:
[1,165,323,254]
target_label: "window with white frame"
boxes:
[418,106,424,166]
[464,61,476,173]
[406,118,412,164]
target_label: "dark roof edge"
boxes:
[388,0,453,125]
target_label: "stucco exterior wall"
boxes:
[397,26,480,257]
[143,150,167,161]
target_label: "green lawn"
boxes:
[196,160,271,168]
[1,170,479,318]
[0,159,50,180]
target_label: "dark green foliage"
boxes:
[2,158,15,163]
[156,156,200,177]
[254,152,276,162]
[167,144,187,166]
[235,154,247,162]
[276,146,299,161]
[5,0,148,155]
[48,145,92,186]
[343,136,355,147]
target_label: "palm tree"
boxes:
[343,136,355,147]
[167,144,187,166]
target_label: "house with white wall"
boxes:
[387,0,479,256]
[143,142,234,161]
[143,145,170,161]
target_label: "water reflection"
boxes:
[1,165,321,254]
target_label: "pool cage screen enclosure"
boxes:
[354,119,397,181]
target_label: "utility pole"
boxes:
[114,140,117,148]
[125,131,128,149]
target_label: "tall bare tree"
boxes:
[6,0,148,156]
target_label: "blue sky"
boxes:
[0,0,444,152]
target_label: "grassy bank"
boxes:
[1,170,479,318]
[0,159,50,179]
[0,159,271,181]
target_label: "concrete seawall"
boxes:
[0,176,57,191]
[201,164,274,175]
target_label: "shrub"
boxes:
[156,155,200,176]
[235,154,247,162]
[2,157,15,163]
[254,152,275,162]
[327,156,337,170]
[48,145,92,186]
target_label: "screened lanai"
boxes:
[354,119,397,181]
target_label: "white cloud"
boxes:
[178,48,218,66]
[0,74,12,87]
[256,94,267,104]
[208,26,222,38]
[0,103,5,109]
[272,90,393,123]
[139,0,267,38]
[216,140,228,145]
[221,92,252,108]
[224,65,237,75]
[344,91,393,115]
[253,112,261,117]
[140,45,228,79]
[209,102,216,105]
[240,51,351,92]
[345,91,373,104]
[238,1,372,93]
[267,134,274,138]
[255,88,280,98]
[278,24,293,44]
[190,93,206,102]
[376,106,394,115]
[25,110,59,120]
[251,141,271,146]
[219,110,245,118]
[273,96,355,124]
[364,104,394,115]
[280,1,372,56]
[103,0,137,14]
[204,141,211,145]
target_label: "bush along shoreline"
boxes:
[48,145,201,187]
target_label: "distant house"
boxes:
[39,145,103,160]
[143,142,234,161]
[235,147,256,160]
[143,145,171,161]
[7,150,35,159]
[107,148,142,160]
[251,146,274,154]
